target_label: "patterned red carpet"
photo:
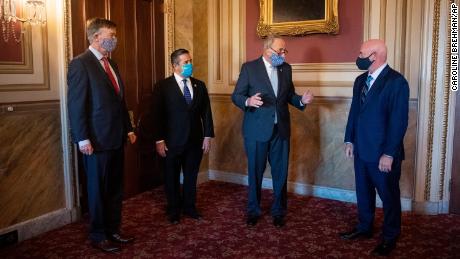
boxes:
[1,181,459,258]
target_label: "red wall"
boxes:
[246,0,364,63]
[0,23,23,63]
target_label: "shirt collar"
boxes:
[368,63,388,80]
[89,46,105,61]
[262,56,274,70]
[174,72,190,85]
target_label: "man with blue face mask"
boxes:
[68,18,136,253]
[152,49,214,224]
[232,36,314,228]
[341,39,409,256]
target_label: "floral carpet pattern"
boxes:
[1,181,459,258]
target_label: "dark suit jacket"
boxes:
[232,57,305,142]
[152,75,214,148]
[67,50,132,151]
[345,65,409,162]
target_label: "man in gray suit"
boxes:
[232,36,314,227]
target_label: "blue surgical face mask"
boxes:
[101,37,117,52]
[181,63,193,78]
[270,52,285,67]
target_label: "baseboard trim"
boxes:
[412,200,450,215]
[0,207,79,243]
[208,170,413,211]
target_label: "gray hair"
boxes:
[263,36,282,49]
[86,18,117,43]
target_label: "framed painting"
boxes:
[257,0,339,37]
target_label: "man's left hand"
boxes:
[302,90,314,105]
[202,138,211,154]
[128,133,137,144]
[379,155,393,173]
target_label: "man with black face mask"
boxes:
[340,39,409,256]
[68,18,136,253]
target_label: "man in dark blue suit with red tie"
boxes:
[68,18,136,253]
[232,36,314,228]
[341,39,409,256]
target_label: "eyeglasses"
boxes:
[270,47,288,55]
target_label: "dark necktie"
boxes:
[182,79,192,104]
[361,75,373,104]
[101,57,120,95]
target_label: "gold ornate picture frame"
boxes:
[257,0,339,37]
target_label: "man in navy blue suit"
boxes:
[232,36,314,228]
[340,39,409,256]
[68,18,136,253]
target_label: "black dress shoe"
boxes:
[91,239,120,253]
[339,228,373,240]
[109,233,135,244]
[371,239,396,256]
[273,216,285,228]
[183,210,202,220]
[168,214,180,224]
[246,215,259,226]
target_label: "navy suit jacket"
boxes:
[152,76,214,149]
[67,50,132,151]
[232,57,305,142]
[345,65,409,163]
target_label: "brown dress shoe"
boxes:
[91,239,120,253]
[109,233,135,244]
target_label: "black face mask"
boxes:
[356,53,375,70]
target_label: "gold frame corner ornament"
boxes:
[257,0,339,38]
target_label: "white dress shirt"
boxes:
[174,73,194,99]
[367,63,388,90]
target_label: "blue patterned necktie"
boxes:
[182,79,192,105]
[361,75,373,104]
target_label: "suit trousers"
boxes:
[354,156,402,241]
[244,125,289,217]
[83,147,124,242]
[164,143,203,215]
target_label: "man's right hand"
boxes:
[247,93,263,108]
[344,143,353,158]
[156,141,168,157]
[80,143,94,155]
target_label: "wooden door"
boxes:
[70,0,165,213]
[451,90,460,214]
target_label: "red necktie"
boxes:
[101,57,120,95]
